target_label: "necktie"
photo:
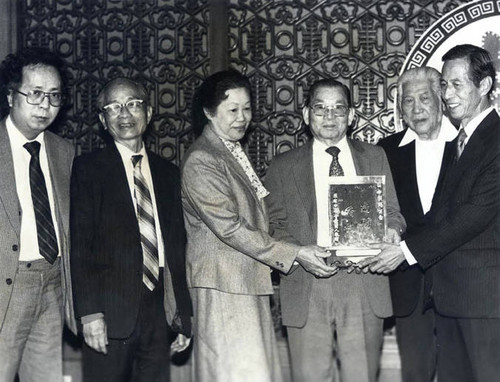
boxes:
[24,141,58,264]
[456,128,467,162]
[326,146,344,176]
[132,155,159,291]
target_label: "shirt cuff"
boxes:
[400,241,417,266]
[81,312,104,325]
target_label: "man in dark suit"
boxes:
[378,66,457,382]
[0,48,76,382]
[265,79,406,382]
[70,78,192,382]
[361,45,500,381]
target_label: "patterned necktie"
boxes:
[132,155,159,291]
[24,141,58,264]
[456,128,467,162]
[326,146,344,176]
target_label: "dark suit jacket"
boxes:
[406,110,500,318]
[378,130,449,317]
[70,144,192,338]
[0,118,77,334]
[265,139,406,328]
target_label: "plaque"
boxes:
[326,176,386,263]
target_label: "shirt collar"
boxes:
[114,140,146,163]
[313,135,350,154]
[461,106,494,138]
[398,116,458,147]
[6,114,45,148]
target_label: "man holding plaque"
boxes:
[265,78,406,382]
[378,66,457,382]
[361,45,500,381]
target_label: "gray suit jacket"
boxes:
[181,126,299,295]
[265,139,406,327]
[0,117,77,334]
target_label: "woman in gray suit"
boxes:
[181,70,335,382]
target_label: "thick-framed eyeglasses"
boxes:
[102,99,145,116]
[310,104,348,117]
[13,89,65,107]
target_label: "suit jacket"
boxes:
[378,130,449,317]
[406,109,500,318]
[265,138,406,328]
[0,117,77,334]
[181,126,298,296]
[70,144,192,339]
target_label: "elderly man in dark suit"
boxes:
[70,77,192,382]
[378,66,457,382]
[361,44,500,382]
[265,78,406,382]
[0,48,76,382]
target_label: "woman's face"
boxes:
[205,87,252,141]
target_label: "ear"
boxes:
[7,89,13,108]
[479,76,493,97]
[203,107,213,121]
[302,106,310,125]
[146,105,153,125]
[347,107,355,127]
[98,113,107,130]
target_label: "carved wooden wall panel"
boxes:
[18,0,471,170]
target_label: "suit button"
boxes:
[6,279,12,285]
[12,244,18,251]
[26,263,32,268]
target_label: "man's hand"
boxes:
[171,334,191,354]
[83,317,108,354]
[296,245,338,278]
[357,243,405,274]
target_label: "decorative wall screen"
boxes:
[18,0,471,172]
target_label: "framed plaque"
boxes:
[327,176,386,261]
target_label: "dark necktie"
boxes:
[132,155,159,291]
[24,141,58,264]
[455,128,467,162]
[326,146,344,176]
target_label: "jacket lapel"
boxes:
[0,120,21,235]
[399,141,424,217]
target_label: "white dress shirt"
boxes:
[6,116,61,261]
[313,137,356,247]
[114,141,165,267]
[401,109,493,265]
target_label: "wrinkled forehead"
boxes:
[103,80,144,104]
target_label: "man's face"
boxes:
[441,57,485,126]
[8,65,62,140]
[303,85,354,146]
[99,81,152,149]
[400,80,442,140]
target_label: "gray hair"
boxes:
[397,66,442,111]
[96,77,149,110]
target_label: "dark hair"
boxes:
[96,77,149,110]
[0,48,68,117]
[191,69,252,137]
[304,78,352,108]
[442,44,496,97]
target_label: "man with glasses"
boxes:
[70,77,192,382]
[0,48,76,382]
[265,78,405,382]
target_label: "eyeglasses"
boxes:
[13,89,65,107]
[310,104,348,117]
[102,99,145,116]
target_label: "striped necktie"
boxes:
[132,155,159,291]
[326,146,344,176]
[455,128,467,162]
[24,141,58,264]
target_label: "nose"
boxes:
[324,108,336,120]
[413,100,423,113]
[236,109,246,121]
[118,104,133,117]
[442,85,453,101]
